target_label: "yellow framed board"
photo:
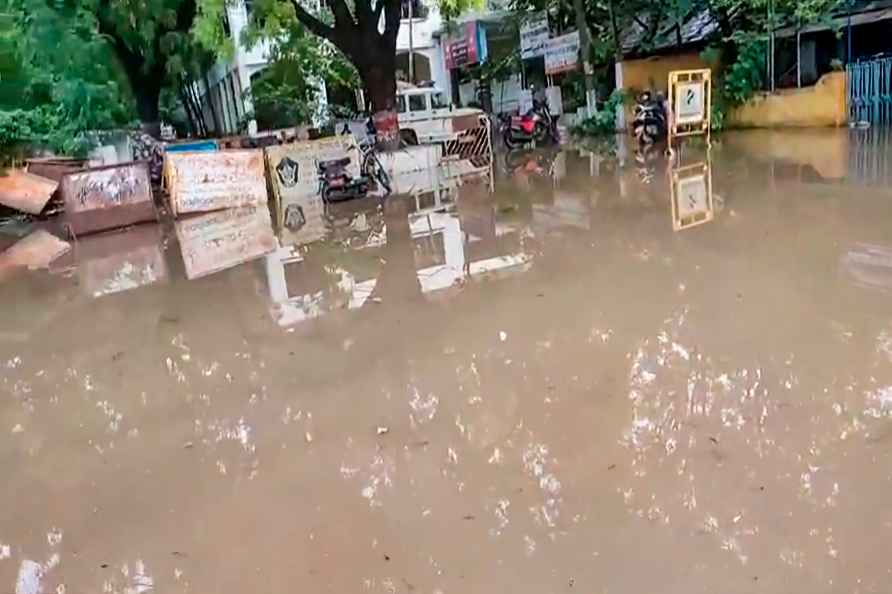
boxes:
[668,69,712,151]
[670,159,714,232]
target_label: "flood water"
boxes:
[3,129,892,594]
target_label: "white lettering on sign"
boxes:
[520,13,549,60]
[675,81,705,125]
[544,31,580,75]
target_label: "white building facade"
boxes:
[394,0,451,94]
[197,0,328,137]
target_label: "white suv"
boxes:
[396,86,485,145]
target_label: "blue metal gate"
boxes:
[847,58,892,126]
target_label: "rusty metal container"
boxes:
[59,162,156,237]
[164,149,268,216]
[175,205,277,280]
[25,157,87,182]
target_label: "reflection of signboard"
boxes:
[444,22,481,69]
[670,161,714,231]
[544,31,580,75]
[676,174,707,217]
[76,224,169,298]
[176,206,277,279]
[520,13,549,60]
[675,82,705,124]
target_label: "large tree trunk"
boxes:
[134,78,163,138]
[290,0,402,151]
[360,55,400,150]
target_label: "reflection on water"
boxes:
[6,130,892,594]
[175,205,277,280]
[670,151,715,231]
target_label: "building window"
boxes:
[408,93,427,112]
[400,0,427,20]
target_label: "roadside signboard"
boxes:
[164,149,267,216]
[444,22,482,69]
[668,69,712,149]
[675,81,705,124]
[544,31,580,75]
[520,13,549,60]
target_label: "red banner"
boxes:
[444,22,479,70]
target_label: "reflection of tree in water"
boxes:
[369,196,422,304]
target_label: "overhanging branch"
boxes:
[290,0,336,40]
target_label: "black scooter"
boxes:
[318,157,370,202]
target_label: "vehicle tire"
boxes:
[503,130,521,150]
[400,129,419,146]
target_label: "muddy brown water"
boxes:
[2,129,892,594]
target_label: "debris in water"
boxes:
[0,230,70,272]
[0,169,57,214]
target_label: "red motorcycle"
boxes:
[500,97,557,149]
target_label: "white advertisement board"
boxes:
[674,81,706,125]
[520,13,549,60]
[544,31,580,75]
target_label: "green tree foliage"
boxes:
[1,1,137,161]
[22,0,203,131]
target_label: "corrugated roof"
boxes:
[621,10,719,57]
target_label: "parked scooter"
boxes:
[318,157,370,202]
[632,91,667,146]
[500,94,557,149]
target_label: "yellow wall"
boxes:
[727,72,847,128]
[620,51,713,94]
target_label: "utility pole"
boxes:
[408,0,415,83]
[573,0,596,117]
